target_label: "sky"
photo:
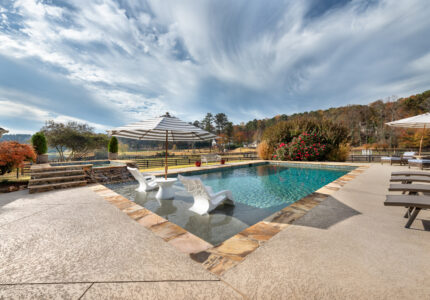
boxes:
[0,0,430,134]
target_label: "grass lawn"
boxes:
[0,170,30,182]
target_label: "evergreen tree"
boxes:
[214,113,228,134]
[201,113,214,133]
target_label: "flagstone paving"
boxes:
[0,163,429,299]
[221,164,430,299]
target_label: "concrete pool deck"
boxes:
[0,163,429,298]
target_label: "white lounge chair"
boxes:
[408,159,430,170]
[381,151,415,165]
[201,154,222,165]
[127,167,158,192]
[178,174,234,215]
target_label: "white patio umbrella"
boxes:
[108,113,218,179]
[0,127,8,138]
[386,112,430,156]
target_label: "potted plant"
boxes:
[108,136,119,160]
[31,132,48,164]
[195,161,201,167]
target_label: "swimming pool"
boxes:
[106,163,354,245]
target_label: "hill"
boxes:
[0,134,32,144]
[237,90,430,148]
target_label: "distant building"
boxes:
[0,127,8,138]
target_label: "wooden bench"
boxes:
[201,154,222,164]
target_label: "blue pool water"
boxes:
[106,163,354,245]
[183,164,350,209]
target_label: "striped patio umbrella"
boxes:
[0,127,8,138]
[108,113,218,179]
[386,112,430,156]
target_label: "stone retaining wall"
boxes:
[86,161,138,184]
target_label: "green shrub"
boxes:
[31,132,48,155]
[108,136,118,153]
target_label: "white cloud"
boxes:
[0,100,109,131]
[0,0,429,134]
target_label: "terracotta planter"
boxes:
[195,161,201,167]
[36,154,49,164]
[220,159,225,165]
[108,152,118,160]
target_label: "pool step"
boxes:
[31,169,85,179]
[31,165,91,173]
[29,175,87,185]
[29,165,88,194]
[28,180,88,194]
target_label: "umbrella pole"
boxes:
[419,125,426,156]
[165,130,168,180]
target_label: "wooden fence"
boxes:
[348,149,430,163]
[0,162,32,180]
[121,152,258,169]
[347,155,383,163]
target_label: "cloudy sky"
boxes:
[0,0,429,133]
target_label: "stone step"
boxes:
[28,180,87,194]
[31,164,91,172]
[31,170,85,179]
[29,175,87,186]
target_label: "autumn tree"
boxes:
[0,141,36,175]
[398,129,430,149]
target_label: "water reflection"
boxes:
[134,190,178,216]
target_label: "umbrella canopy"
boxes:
[0,127,8,138]
[108,113,217,178]
[386,113,430,128]
[386,112,430,155]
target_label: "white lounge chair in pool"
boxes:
[127,167,158,192]
[178,175,235,215]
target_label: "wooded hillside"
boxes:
[236,90,430,148]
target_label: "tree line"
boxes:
[192,113,234,147]
[230,89,430,149]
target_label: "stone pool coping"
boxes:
[90,161,368,276]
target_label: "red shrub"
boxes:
[0,141,36,175]
[273,132,328,161]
